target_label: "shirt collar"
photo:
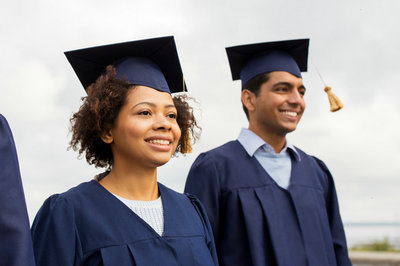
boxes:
[237,128,301,161]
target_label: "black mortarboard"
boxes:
[226,39,309,89]
[64,36,186,94]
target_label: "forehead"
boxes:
[267,71,304,85]
[126,85,174,105]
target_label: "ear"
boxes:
[241,89,256,112]
[101,129,113,144]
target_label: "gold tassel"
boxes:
[181,129,192,153]
[324,86,343,112]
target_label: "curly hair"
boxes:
[69,66,200,169]
[173,93,200,154]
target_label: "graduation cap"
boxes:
[226,39,309,88]
[64,36,187,94]
[226,38,343,112]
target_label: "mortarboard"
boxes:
[225,39,309,88]
[64,36,187,94]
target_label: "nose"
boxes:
[153,114,172,131]
[287,90,304,105]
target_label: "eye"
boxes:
[167,113,177,119]
[138,110,151,116]
[276,86,288,92]
[299,88,306,96]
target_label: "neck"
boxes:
[99,159,159,201]
[248,125,286,153]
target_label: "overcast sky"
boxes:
[1,0,400,244]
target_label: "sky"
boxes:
[1,0,400,245]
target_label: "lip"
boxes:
[279,110,301,120]
[145,136,173,151]
[145,135,173,142]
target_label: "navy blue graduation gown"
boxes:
[0,114,35,266]
[31,180,218,266]
[185,141,351,266]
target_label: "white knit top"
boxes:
[113,194,164,236]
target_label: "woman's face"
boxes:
[105,85,181,168]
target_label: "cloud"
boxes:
[1,0,400,238]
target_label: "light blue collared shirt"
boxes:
[237,128,301,189]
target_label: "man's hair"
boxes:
[242,73,270,120]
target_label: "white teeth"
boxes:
[147,139,170,145]
[282,111,297,117]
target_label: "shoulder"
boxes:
[159,183,203,211]
[292,146,311,159]
[54,181,96,203]
[294,146,329,169]
[294,146,335,189]
[158,183,194,209]
[204,140,242,156]
[35,181,95,219]
[0,113,7,124]
[158,183,184,200]
[159,183,207,223]
[193,140,245,165]
[187,141,251,189]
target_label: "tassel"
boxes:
[324,86,343,112]
[181,129,192,154]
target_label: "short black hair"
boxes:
[242,72,270,120]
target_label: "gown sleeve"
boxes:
[184,153,221,244]
[186,194,219,266]
[31,194,82,266]
[0,114,35,266]
[314,157,352,266]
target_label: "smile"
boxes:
[281,111,297,117]
[146,139,171,145]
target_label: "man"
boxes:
[0,114,35,266]
[184,39,351,265]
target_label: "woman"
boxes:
[31,36,218,266]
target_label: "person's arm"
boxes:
[315,158,352,266]
[184,153,221,245]
[0,114,35,266]
[31,195,82,266]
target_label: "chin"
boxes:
[285,128,297,134]
[283,122,300,132]
[150,157,172,168]
[280,126,297,135]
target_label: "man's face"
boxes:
[249,71,306,138]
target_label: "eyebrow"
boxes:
[131,102,176,109]
[273,81,307,91]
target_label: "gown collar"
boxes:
[237,128,300,161]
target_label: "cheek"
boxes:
[300,99,306,111]
[120,124,141,138]
[173,125,181,142]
